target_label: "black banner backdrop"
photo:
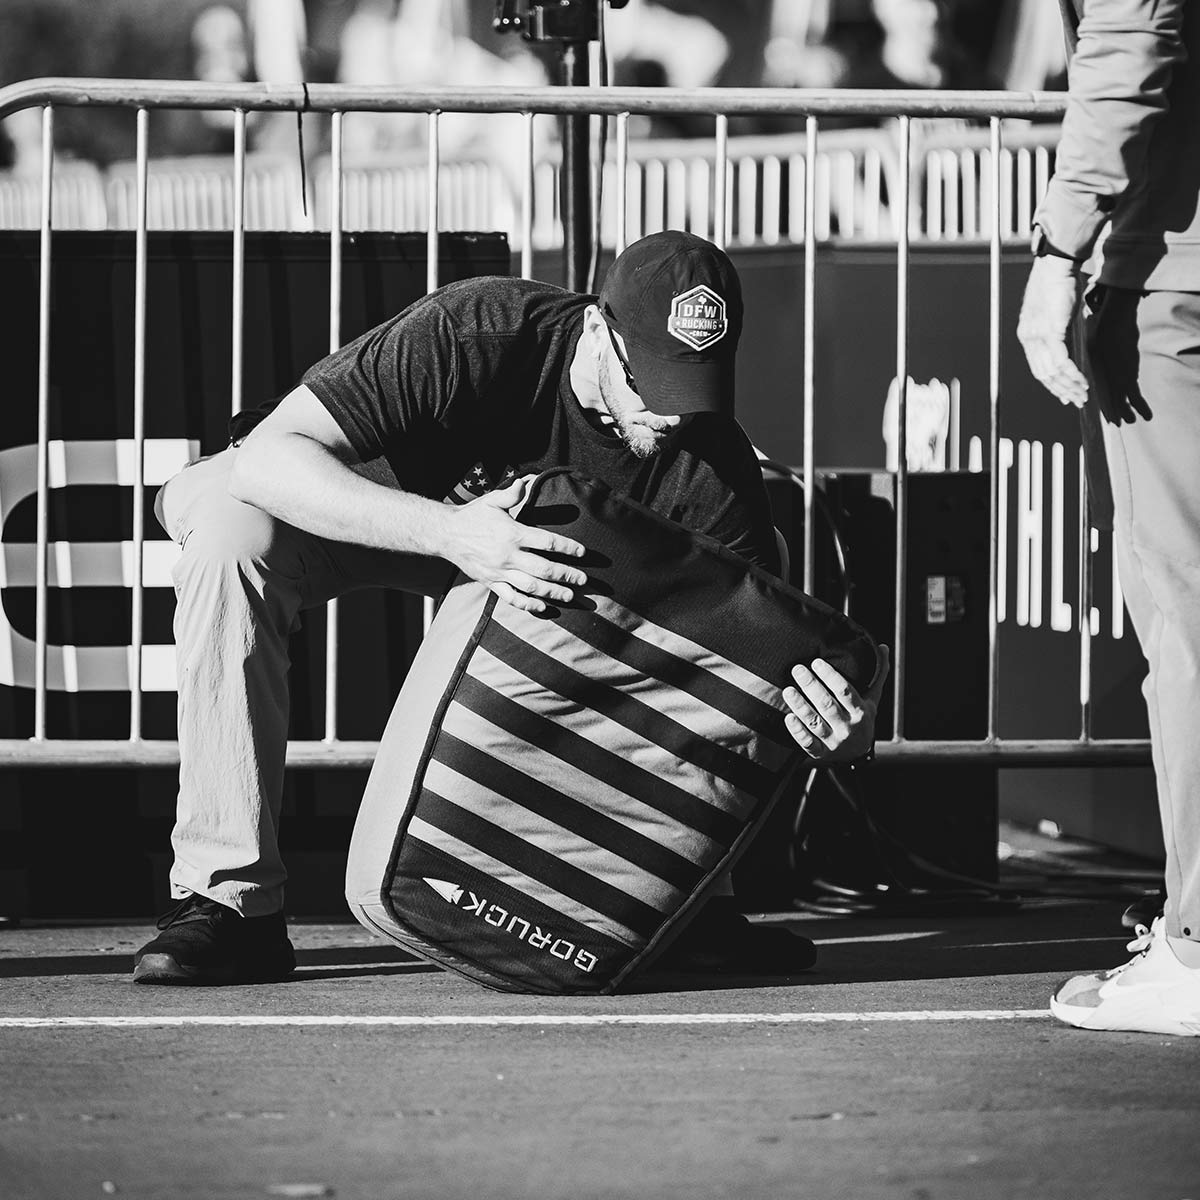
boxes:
[0,236,1157,917]
[0,231,509,916]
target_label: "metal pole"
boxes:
[987,117,1002,739]
[423,111,441,633]
[615,112,629,254]
[324,111,345,744]
[426,110,440,295]
[0,79,1070,122]
[802,116,817,595]
[231,108,246,416]
[521,112,536,279]
[891,116,911,739]
[713,114,728,249]
[130,107,149,740]
[1079,447,1094,740]
[558,42,591,290]
[33,106,54,739]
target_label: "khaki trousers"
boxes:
[155,446,455,916]
[1087,288,1200,941]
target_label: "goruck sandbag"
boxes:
[345,468,880,994]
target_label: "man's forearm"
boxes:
[228,429,457,558]
[1035,0,1186,259]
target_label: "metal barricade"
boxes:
[0,77,1149,771]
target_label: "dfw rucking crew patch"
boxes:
[667,284,728,350]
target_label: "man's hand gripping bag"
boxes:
[346,469,879,993]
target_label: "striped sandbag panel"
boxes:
[382,469,879,994]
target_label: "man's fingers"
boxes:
[788,664,844,726]
[512,550,587,591]
[502,565,574,605]
[807,658,861,713]
[784,713,827,759]
[491,581,547,614]
[1021,331,1088,405]
[1024,340,1088,407]
[525,529,588,562]
[482,483,588,562]
[782,686,830,729]
[791,650,891,719]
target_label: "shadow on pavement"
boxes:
[0,904,1133,988]
[0,943,438,980]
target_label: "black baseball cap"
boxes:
[598,230,743,417]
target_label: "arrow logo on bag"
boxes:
[422,878,465,905]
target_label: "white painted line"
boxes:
[0,1010,1050,1029]
[810,934,1127,949]
[809,931,940,944]
[952,936,1127,949]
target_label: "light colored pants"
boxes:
[156,446,455,916]
[1088,287,1200,942]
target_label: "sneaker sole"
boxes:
[1049,992,1200,1036]
[133,953,234,985]
[132,951,296,986]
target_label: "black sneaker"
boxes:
[133,893,296,985]
[653,897,817,975]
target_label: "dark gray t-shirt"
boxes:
[301,276,779,572]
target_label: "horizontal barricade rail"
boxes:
[1,86,1064,244]
[0,77,1146,770]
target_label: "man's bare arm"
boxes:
[228,384,587,613]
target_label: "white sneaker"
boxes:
[1050,917,1200,1036]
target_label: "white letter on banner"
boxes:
[1015,439,1044,628]
[1049,442,1073,632]
[997,438,1013,623]
[1112,535,1124,640]
[0,439,196,691]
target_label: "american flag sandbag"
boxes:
[346,469,880,994]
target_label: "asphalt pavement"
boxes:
[2,895,1198,1200]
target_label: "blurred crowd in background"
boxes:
[0,0,1067,171]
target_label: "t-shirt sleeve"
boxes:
[301,300,464,462]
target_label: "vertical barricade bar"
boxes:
[891,116,911,739]
[324,111,345,744]
[231,109,246,416]
[423,111,441,632]
[713,115,728,250]
[426,110,440,294]
[34,105,54,739]
[129,107,150,740]
[802,115,817,595]
[1078,448,1094,739]
[521,112,536,279]
[987,117,1002,739]
[615,112,629,255]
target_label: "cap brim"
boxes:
[623,344,735,417]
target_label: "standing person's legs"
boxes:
[136,446,453,983]
[1096,290,1200,947]
[1051,287,1200,1034]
